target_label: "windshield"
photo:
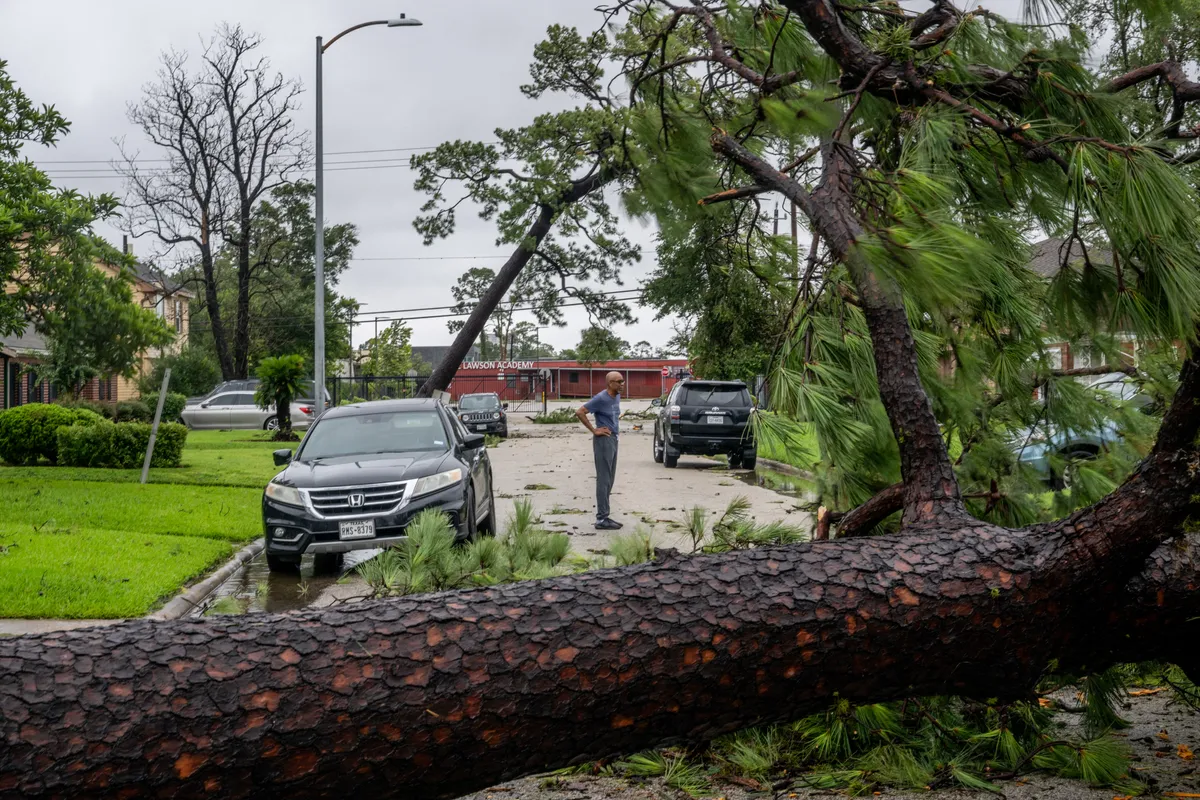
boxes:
[682,385,750,407]
[297,411,450,460]
[459,395,499,410]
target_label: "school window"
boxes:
[506,376,517,389]
[568,371,579,384]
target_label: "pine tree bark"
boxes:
[417,172,610,397]
[2,447,1196,799]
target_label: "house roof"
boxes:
[131,262,194,298]
[0,327,48,358]
[1027,237,1112,278]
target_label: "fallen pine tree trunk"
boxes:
[1,454,1197,800]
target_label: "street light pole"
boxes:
[314,14,422,417]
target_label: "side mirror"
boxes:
[272,449,293,467]
[502,402,509,410]
[650,398,662,407]
[200,402,210,409]
[463,433,486,450]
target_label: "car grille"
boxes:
[462,412,498,423]
[305,482,409,518]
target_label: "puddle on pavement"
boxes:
[734,466,814,498]
[190,466,813,616]
[189,549,378,617]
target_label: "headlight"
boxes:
[492,412,501,420]
[265,481,304,507]
[460,414,468,421]
[413,468,463,497]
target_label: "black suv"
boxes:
[653,379,757,469]
[454,393,509,438]
[262,399,495,573]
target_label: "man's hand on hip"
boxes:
[593,427,612,437]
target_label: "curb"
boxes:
[757,458,814,481]
[148,538,264,621]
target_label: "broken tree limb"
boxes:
[2,446,1196,799]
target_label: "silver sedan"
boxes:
[180,391,316,431]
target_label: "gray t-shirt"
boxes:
[584,390,620,437]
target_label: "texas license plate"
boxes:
[474,424,487,431]
[706,415,723,425]
[338,519,376,540]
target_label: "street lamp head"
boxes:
[387,14,423,27]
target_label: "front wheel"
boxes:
[264,416,280,431]
[457,488,478,543]
[476,485,497,537]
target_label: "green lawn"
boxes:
[757,423,820,473]
[0,524,234,619]
[0,430,286,619]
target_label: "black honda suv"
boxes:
[262,399,495,573]
[455,392,509,438]
[653,379,757,469]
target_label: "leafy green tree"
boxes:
[643,207,789,381]
[412,25,640,394]
[36,257,174,397]
[574,326,628,365]
[138,344,223,398]
[447,266,532,360]
[181,181,359,377]
[360,321,417,378]
[254,354,306,440]
[0,60,172,395]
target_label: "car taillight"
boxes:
[298,406,313,415]
[669,404,681,421]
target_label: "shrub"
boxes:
[137,344,222,397]
[55,398,109,418]
[113,400,152,423]
[70,408,107,427]
[56,421,188,469]
[0,403,80,465]
[141,392,188,423]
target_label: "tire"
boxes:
[476,485,497,537]
[457,488,478,543]
[499,426,509,439]
[266,553,300,573]
[1050,447,1097,491]
[312,552,344,575]
[653,431,665,464]
[264,416,280,431]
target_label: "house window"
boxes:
[98,377,115,402]
[1074,346,1105,371]
[1046,346,1064,371]
[154,295,165,319]
[29,379,43,404]
[7,363,20,407]
[174,300,183,332]
[568,371,579,384]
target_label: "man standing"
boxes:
[576,371,625,530]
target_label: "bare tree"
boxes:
[120,24,308,380]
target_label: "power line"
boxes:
[354,288,643,317]
[41,160,415,178]
[187,292,646,330]
[30,142,498,165]
[350,255,509,262]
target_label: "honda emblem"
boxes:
[347,493,365,508]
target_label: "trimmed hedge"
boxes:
[0,404,106,465]
[113,400,152,423]
[57,421,188,469]
[141,392,187,424]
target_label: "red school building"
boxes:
[450,358,692,402]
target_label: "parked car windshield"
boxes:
[681,385,750,407]
[297,411,450,460]
[459,395,500,410]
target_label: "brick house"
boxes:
[1027,237,1139,371]
[0,260,191,409]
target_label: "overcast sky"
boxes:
[3,0,1026,353]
